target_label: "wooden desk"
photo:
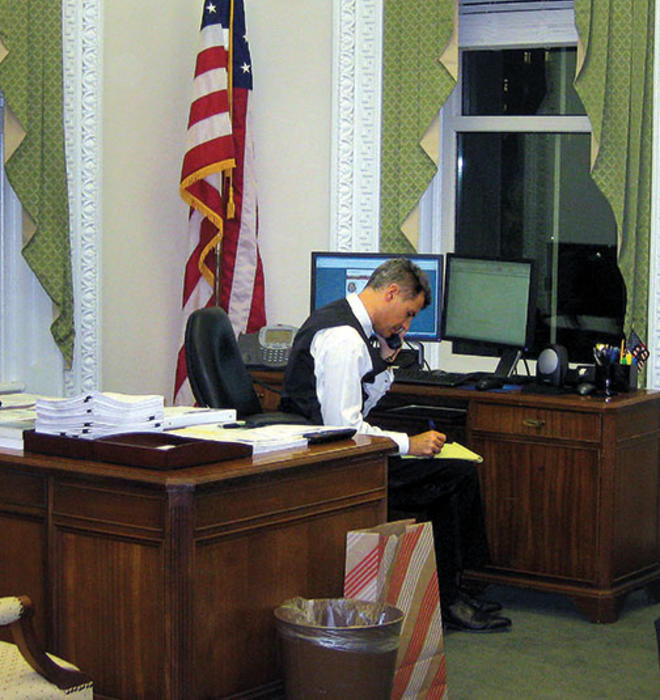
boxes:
[252,370,660,622]
[0,434,394,699]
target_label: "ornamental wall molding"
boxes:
[62,0,103,395]
[330,0,383,252]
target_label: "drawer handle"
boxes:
[522,418,546,429]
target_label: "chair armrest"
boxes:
[10,596,93,692]
[0,596,23,625]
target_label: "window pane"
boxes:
[462,48,585,116]
[455,131,623,362]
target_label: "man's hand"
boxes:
[408,430,446,457]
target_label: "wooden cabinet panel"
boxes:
[0,468,45,509]
[196,455,385,534]
[0,513,47,644]
[252,382,283,411]
[54,482,165,534]
[612,437,660,577]
[474,438,599,582]
[471,403,601,443]
[193,501,382,697]
[54,528,167,699]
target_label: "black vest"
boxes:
[279,298,389,423]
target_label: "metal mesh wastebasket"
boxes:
[274,597,404,699]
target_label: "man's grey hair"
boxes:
[366,258,432,308]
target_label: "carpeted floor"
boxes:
[443,585,660,699]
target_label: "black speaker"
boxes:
[536,344,568,387]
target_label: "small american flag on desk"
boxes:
[174,0,266,405]
[628,329,650,369]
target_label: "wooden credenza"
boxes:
[0,434,394,699]
[252,370,660,622]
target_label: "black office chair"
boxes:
[184,307,310,427]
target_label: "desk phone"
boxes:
[238,324,298,368]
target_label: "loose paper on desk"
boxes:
[0,393,39,410]
[162,406,236,430]
[403,441,483,463]
[173,424,318,454]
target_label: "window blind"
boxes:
[460,0,573,14]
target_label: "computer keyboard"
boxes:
[393,366,485,387]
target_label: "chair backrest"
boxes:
[185,307,263,417]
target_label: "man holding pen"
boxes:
[279,258,510,632]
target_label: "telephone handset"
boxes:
[238,324,298,368]
[385,333,403,351]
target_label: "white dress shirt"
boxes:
[309,293,409,454]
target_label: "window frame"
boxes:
[424,6,591,372]
[435,7,582,255]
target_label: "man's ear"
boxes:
[384,283,400,302]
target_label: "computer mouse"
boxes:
[475,376,505,391]
[576,382,597,396]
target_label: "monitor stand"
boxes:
[494,348,523,379]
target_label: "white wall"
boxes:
[101,0,332,401]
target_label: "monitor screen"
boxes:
[442,254,536,375]
[310,252,444,342]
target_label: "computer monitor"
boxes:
[441,254,536,377]
[310,252,444,342]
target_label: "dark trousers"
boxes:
[387,457,490,606]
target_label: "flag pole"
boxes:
[214,238,222,305]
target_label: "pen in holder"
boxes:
[593,344,618,397]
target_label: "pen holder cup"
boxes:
[595,363,638,393]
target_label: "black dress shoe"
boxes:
[443,600,512,632]
[457,587,503,614]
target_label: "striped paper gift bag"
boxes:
[344,520,447,699]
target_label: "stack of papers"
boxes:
[35,392,165,438]
[0,393,39,449]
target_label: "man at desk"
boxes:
[279,258,511,632]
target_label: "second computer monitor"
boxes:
[442,254,536,376]
[310,252,444,342]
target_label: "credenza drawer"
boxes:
[471,402,601,443]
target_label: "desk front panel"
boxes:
[0,438,390,699]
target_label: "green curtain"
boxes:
[0,1,74,367]
[380,0,457,253]
[574,0,654,355]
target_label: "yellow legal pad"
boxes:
[403,442,483,463]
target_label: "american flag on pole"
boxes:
[174,0,266,405]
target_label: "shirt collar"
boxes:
[347,293,373,337]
